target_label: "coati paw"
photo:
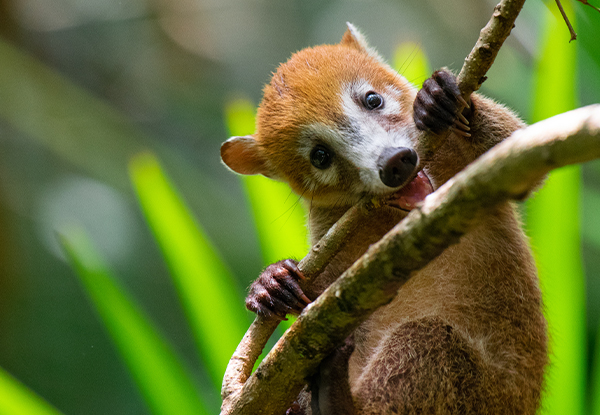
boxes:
[413,69,472,137]
[245,259,311,320]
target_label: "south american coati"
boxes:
[221,23,547,415]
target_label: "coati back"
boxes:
[221,23,547,415]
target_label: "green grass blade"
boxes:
[224,98,309,265]
[129,152,248,388]
[59,228,208,415]
[526,5,586,415]
[593,322,600,415]
[0,366,63,415]
[393,41,431,87]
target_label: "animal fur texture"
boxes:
[221,23,547,415]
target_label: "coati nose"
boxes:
[377,147,418,188]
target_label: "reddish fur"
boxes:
[255,43,414,201]
[222,25,547,414]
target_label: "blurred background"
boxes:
[0,0,599,414]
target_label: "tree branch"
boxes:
[419,0,526,158]
[576,0,600,14]
[221,198,384,409]
[555,0,578,42]
[224,104,600,415]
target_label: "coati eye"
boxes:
[310,145,333,169]
[364,92,384,110]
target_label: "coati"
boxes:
[221,23,547,415]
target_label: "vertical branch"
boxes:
[419,0,527,158]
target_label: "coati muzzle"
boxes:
[377,147,418,188]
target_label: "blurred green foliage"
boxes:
[223,99,309,266]
[129,152,248,388]
[60,228,209,415]
[526,4,586,414]
[0,366,63,415]
[0,1,598,414]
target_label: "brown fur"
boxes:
[222,24,547,414]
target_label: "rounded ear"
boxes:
[341,22,386,64]
[341,22,371,54]
[221,135,271,176]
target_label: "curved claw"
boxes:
[246,259,311,319]
[413,69,473,137]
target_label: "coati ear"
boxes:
[341,22,386,63]
[341,22,371,54]
[221,135,271,177]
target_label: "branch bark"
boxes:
[221,199,382,407]
[225,104,600,415]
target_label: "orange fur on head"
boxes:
[222,23,416,204]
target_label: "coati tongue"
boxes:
[388,170,434,211]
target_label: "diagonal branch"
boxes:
[419,0,526,157]
[225,104,600,415]
[221,199,382,405]
[555,0,578,42]
[577,0,600,14]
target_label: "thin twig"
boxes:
[576,0,600,13]
[555,0,578,41]
[224,104,600,415]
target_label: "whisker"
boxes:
[397,42,422,76]
[408,74,429,87]
[271,190,303,225]
[280,190,307,231]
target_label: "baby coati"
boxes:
[221,23,547,415]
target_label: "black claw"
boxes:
[245,259,311,319]
[413,69,473,137]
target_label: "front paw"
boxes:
[413,69,471,137]
[246,259,311,320]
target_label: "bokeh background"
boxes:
[0,0,599,414]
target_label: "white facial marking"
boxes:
[340,79,414,193]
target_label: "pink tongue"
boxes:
[392,171,434,211]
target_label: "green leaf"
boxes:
[393,41,431,87]
[526,4,586,415]
[0,366,63,415]
[224,98,309,265]
[129,152,248,388]
[59,228,208,415]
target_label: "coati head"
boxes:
[222,23,433,211]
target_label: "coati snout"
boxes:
[377,147,418,188]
